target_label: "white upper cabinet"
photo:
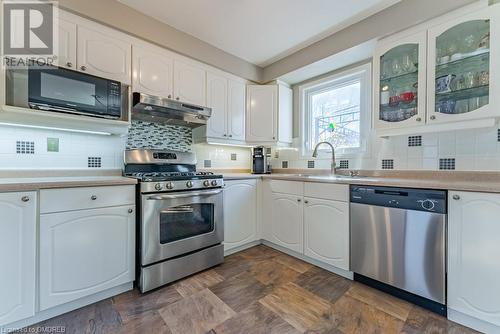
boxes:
[374,4,500,136]
[132,45,174,98]
[193,73,246,143]
[246,85,277,142]
[173,60,206,106]
[228,79,246,141]
[57,18,77,70]
[374,31,427,130]
[448,191,500,330]
[77,25,132,84]
[223,180,258,252]
[0,192,36,327]
[206,71,228,138]
[246,83,292,144]
[427,6,500,124]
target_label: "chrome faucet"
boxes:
[312,142,336,174]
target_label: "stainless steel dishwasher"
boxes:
[350,185,447,315]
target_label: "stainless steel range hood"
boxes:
[132,92,211,128]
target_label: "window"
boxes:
[300,63,371,156]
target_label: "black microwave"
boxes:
[26,66,126,119]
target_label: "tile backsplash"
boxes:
[127,121,192,151]
[0,125,126,169]
[272,127,500,171]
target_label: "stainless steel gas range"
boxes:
[124,149,224,293]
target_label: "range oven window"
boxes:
[159,203,215,244]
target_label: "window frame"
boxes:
[299,62,372,159]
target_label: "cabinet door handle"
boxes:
[304,200,309,204]
[168,95,172,99]
[416,117,422,122]
[273,136,276,140]
[176,97,180,101]
[128,208,134,213]
[80,65,87,71]
[229,134,233,138]
[21,196,30,202]
[430,115,436,120]
[66,62,73,68]
[297,198,301,202]
[91,195,97,200]
[452,194,460,200]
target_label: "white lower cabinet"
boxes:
[0,192,36,326]
[40,205,135,310]
[223,180,258,252]
[262,180,350,271]
[448,191,500,330]
[268,192,304,253]
[303,198,349,270]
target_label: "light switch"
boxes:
[47,138,59,152]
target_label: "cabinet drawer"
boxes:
[304,182,349,202]
[40,185,135,214]
[269,180,303,195]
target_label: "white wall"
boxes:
[0,126,126,170]
[271,126,500,171]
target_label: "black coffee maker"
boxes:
[252,146,272,174]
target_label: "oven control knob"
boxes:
[186,181,193,188]
[165,182,174,189]
[203,180,210,187]
[211,180,218,187]
[155,183,163,191]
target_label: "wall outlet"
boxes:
[47,138,59,152]
[230,153,237,161]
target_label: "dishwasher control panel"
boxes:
[350,185,447,213]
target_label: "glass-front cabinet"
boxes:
[374,32,427,130]
[427,7,499,123]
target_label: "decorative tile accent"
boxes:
[16,141,35,154]
[282,161,289,169]
[204,160,212,168]
[88,157,102,168]
[307,161,315,169]
[127,120,192,152]
[339,160,349,169]
[230,153,237,161]
[47,138,59,152]
[439,158,455,170]
[382,159,394,170]
[408,136,422,147]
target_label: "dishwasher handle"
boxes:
[375,189,408,196]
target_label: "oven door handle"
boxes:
[146,189,222,200]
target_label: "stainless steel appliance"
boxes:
[252,146,272,174]
[350,185,447,315]
[124,149,224,293]
[132,92,211,128]
[6,65,128,119]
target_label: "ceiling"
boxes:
[118,0,400,67]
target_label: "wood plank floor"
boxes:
[28,245,479,334]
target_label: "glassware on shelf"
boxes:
[381,59,391,79]
[478,71,489,86]
[391,58,402,76]
[437,100,456,114]
[468,97,481,111]
[436,74,456,94]
[464,71,479,89]
[401,54,416,73]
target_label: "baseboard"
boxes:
[448,309,499,334]
[224,240,262,256]
[2,282,133,333]
[261,240,354,280]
